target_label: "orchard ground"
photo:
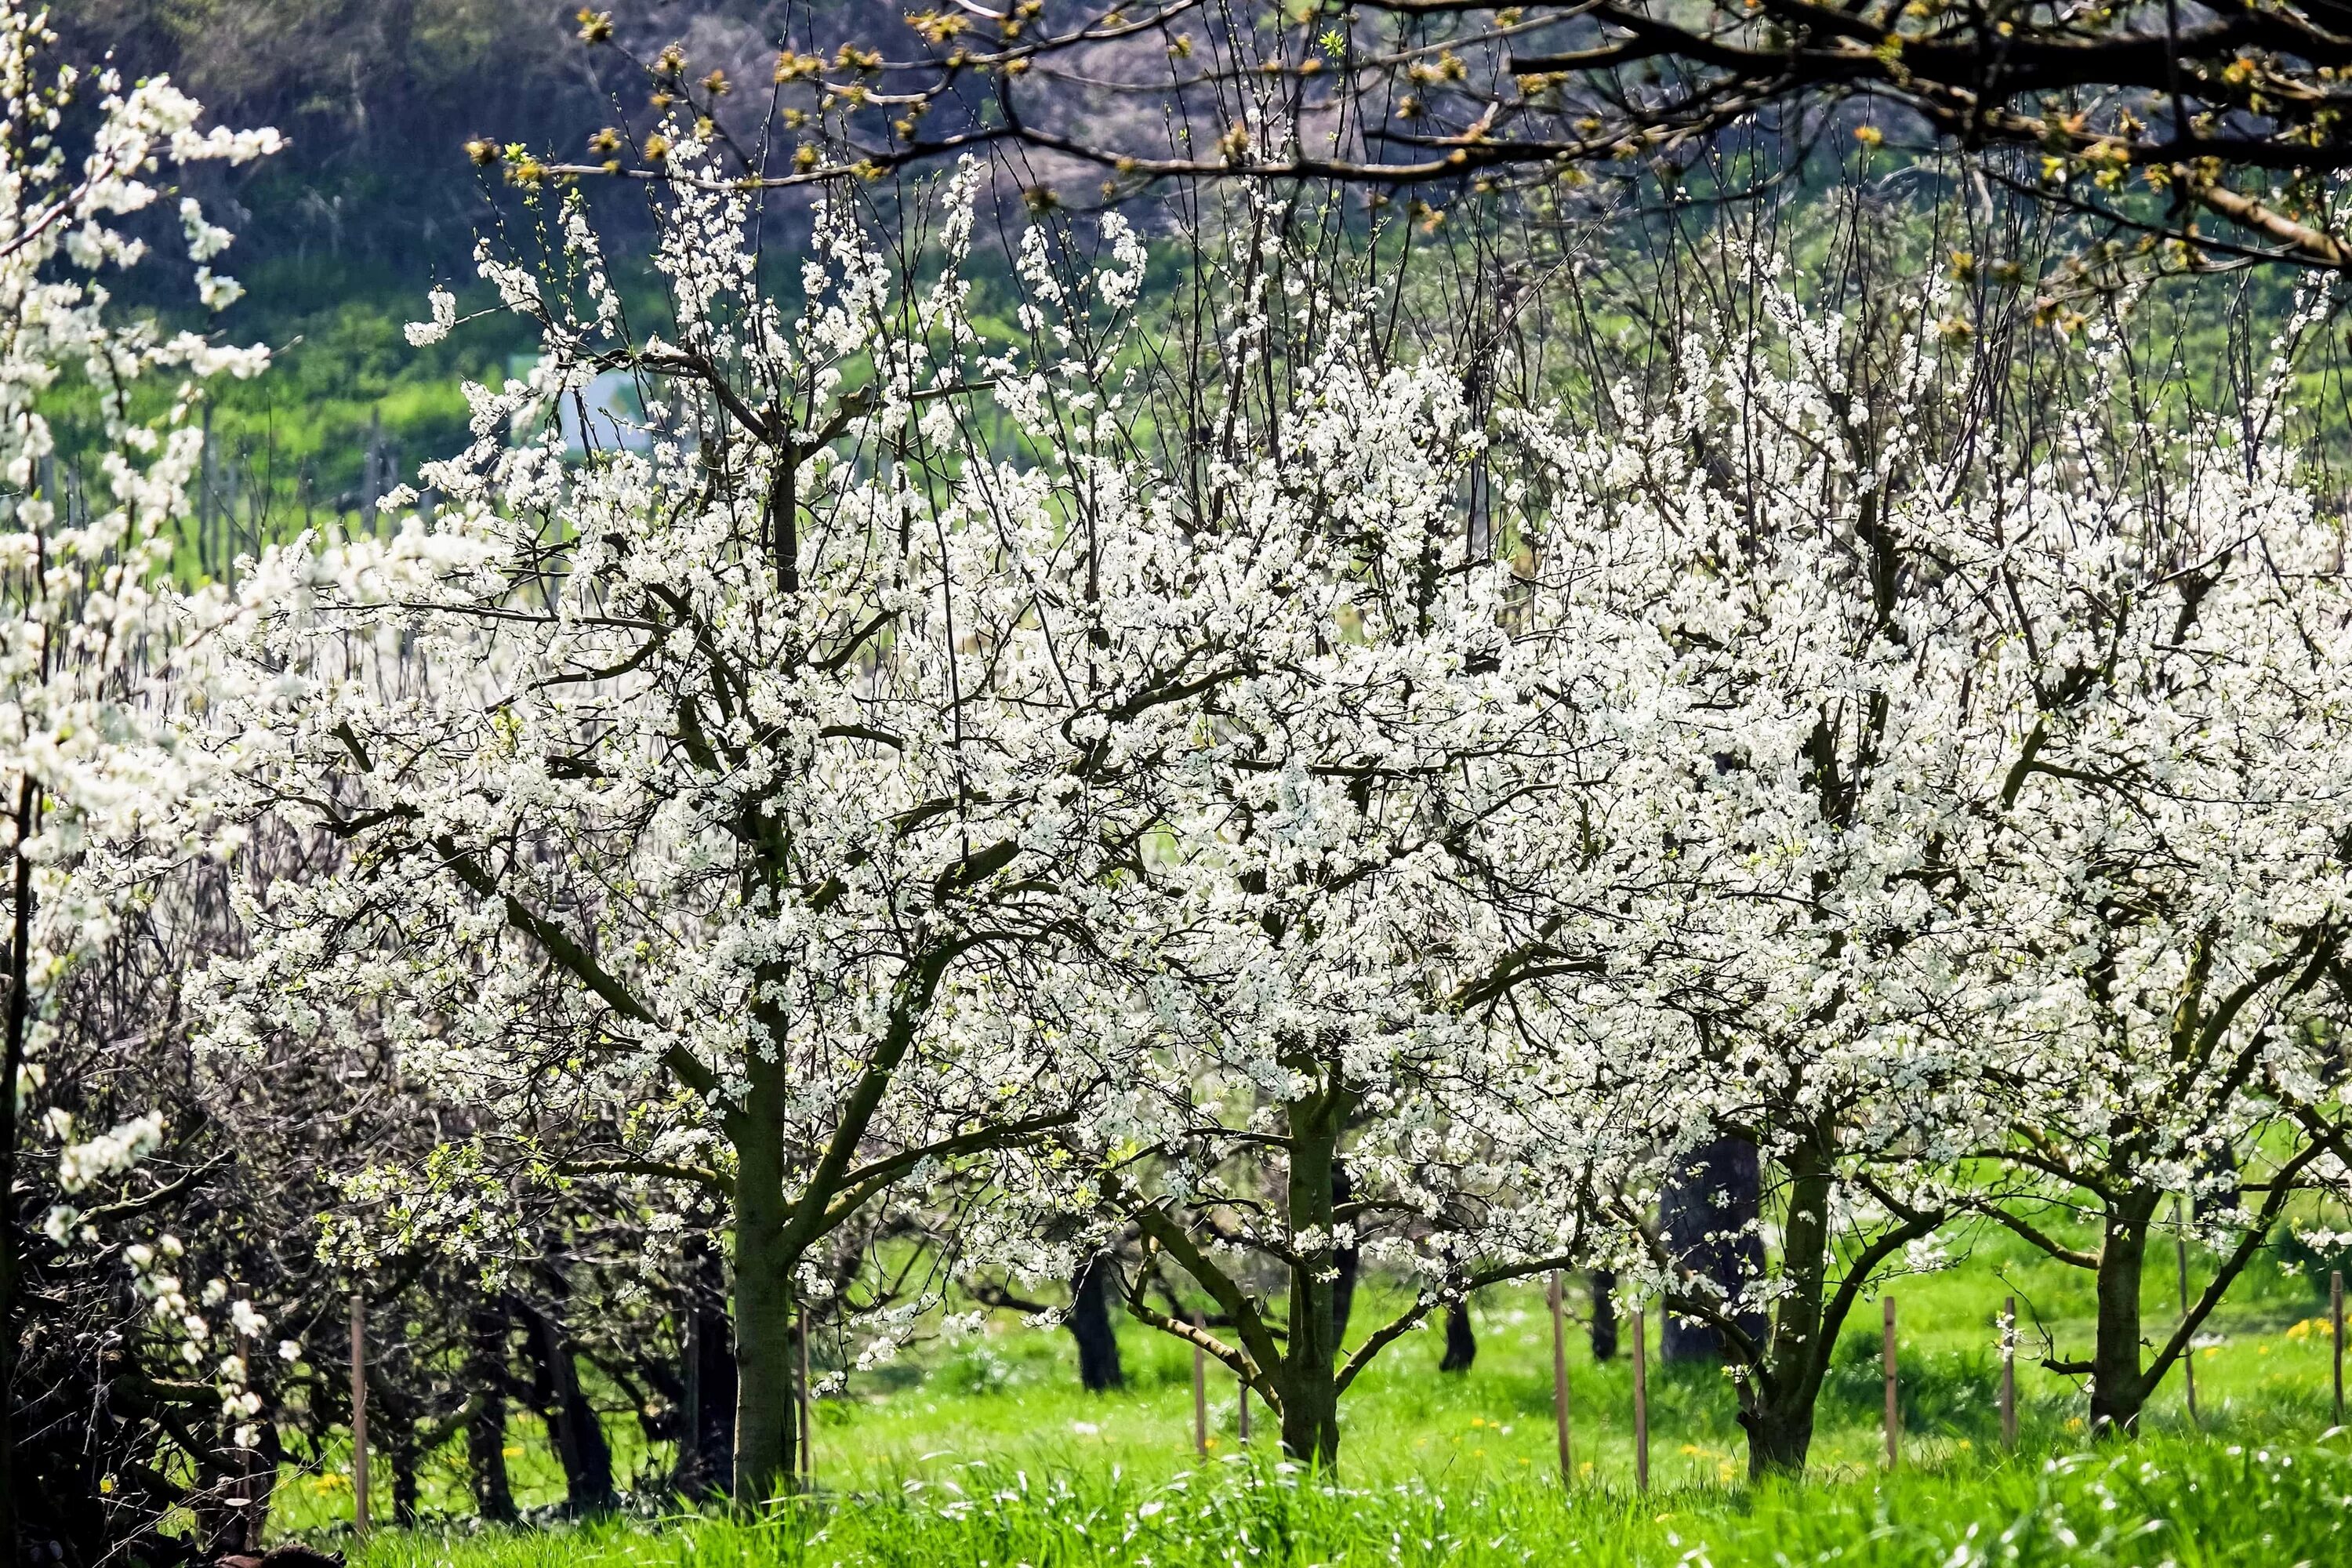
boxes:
[267,1225,2352,1565]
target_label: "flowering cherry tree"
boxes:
[1004,256,1635,1467]
[1491,261,2007,1476]
[189,136,1343,1497]
[1957,328,2352,1434]
[0,3,278,1544]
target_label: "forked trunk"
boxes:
[1733,1143,1836,1479]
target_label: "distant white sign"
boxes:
[507,357,654,456]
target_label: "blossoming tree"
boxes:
[191,138,1338,1497]
[0,4,278,1544]
[1494,260,2006,1477]
[1016,267,1635,1467]
[1959,334,2352,1434]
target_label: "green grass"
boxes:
[266,1223,2352,1565]
[338,1436,2352,1568]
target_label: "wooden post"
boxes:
[1548,1270,1573,1486]
[348,1293,368,1535]
[233,1330,260,1552]
[797,1315,814,1483]
[1631,1300,1649,1494]
[2176,1197,2198,1425]
[682,1305,702,1490]
[1192,1313,1209,1457]
[1882,1295,1898,1470]
[1998,1296,2017,1452]
[2333,1270,2346,1429]
[1237,1370,1250,1446]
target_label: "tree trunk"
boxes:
[466,1392,516,1525]
[730,1052,799,1501]
[468,1305,517,1523]
[528,1309,615,1515]
[1737,1146,1836,1478]
[244,1419,283,1550]
[1279,1085,1345,1468]
[1069,1254,1124,1392]
[679,1238,736,1497]
[194,1437,250,1555]
[2089,1196,2157,1435]
[1661,1135,1766,1363]
[387,1400,421,1530]
[1589,1272,1617,1360]
[1742,1396,1815,1477]
[0,782,38,1559]
[1438,1301,1476,1372]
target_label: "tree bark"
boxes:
[0,779,38,1559]
[729,1047,798,1501]
[1589,1271,1618,1361]
[466,1392,516,1525]
[1660,1135,1766,1363]
[467,1305,517,1523]
[245,1419,283,1550]
[527,1308,615,1515]
[2089,1196,2158,1435]
[1741,1398,1816,1475]
[1279,1081,1345,1468]
[1737,1146,1838,1479]
[679,1237,736,1497]
[1068,1254,1124,1392]
[387,1397,421,1530]
[1438,1301,1476,1373]
[1330,1163,1360,1348]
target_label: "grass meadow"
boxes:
[265,1221,2352,1566]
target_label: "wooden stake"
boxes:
[683,1305,703,1490]
[1882,1295,1898,1470]
[1192,1313,1209,1457]
[348,1293,368,1536]
[2176,1197,2198,1425]
[1548,1270,1573,1486]
[234,1330,262,1552]
[1998,1296,2017,1453]
[797,1315,814,1482]
[2333,1269,2346,1429]
[1237,1371,1250,1446]
[1631,1300,1649,1494]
